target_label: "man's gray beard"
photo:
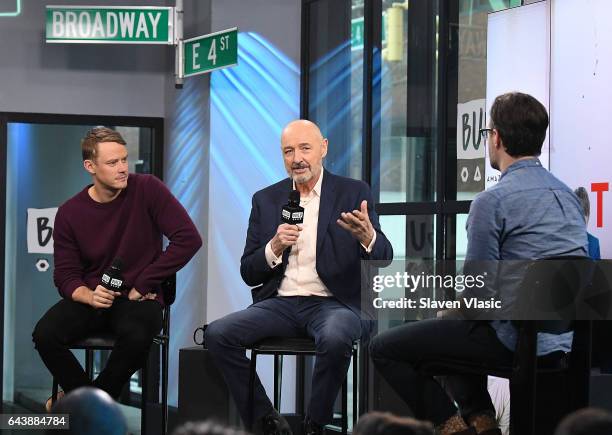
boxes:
[291,171,313,184]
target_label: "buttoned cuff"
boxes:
[361,231,377,253]
[265,241,282,268]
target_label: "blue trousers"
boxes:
[205,296,361,426]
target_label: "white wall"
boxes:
[549,0,611,258]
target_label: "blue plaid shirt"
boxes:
[466,158,588,355]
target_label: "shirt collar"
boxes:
[292,168,324,197]
[500,157,542,180]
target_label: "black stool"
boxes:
[247,337,359,434]
[51,275,175,435]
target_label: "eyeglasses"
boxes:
[479,128,494,139]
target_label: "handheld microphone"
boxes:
[101,257,124,292]
[281,190,304,225]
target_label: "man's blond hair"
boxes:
[81,127,126,161]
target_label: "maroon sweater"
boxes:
[53,173,202,305]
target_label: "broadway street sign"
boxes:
[46,6,174,44]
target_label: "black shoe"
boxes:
[260,409,292,435]
[304,418,325,435]
[450,429,476,435]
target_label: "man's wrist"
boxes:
[360,229,376,253]
[270,238,284,258]
[72,286,93,306]
[266,240,283,268]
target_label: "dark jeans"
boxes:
[32,298,163,399]
[370,319,514,425]
[205,296,362,426]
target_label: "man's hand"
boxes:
[270,223,302,257]
[337,200,375,247]
[128,288,157,301]
[90,285,121,309]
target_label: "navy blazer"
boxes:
[240,170,393,314]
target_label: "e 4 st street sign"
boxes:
[181,28,238,78]
[45,5,174,44]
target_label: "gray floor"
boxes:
[7,387,142,434]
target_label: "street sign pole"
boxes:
[174,0,184,88]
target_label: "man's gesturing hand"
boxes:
[337,200,375,247]
[270,223,303,257]
[90,285,121,309]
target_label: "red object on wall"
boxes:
[591,182,609,228]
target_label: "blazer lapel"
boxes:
[316,171,336,254]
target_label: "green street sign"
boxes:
[182,28,238,78]
[351,14,386,50]
[46,6,174,44]
[351,17,364,48]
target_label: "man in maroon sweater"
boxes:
[32,127,202,409]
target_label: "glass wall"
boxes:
[378,0,438,204]
[307,0,363,180]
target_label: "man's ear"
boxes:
[83,159,95,175]
[321,138,329,159]
[493,132,503,151]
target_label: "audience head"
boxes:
[574,187,590,223]
[49,387,126,435]
[555,407,612,435]
[172,420,251,435]
[353,411,434,435]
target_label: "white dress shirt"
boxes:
[264,170,376,297]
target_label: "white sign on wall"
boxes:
[457,98,487,193]
[457,98,487,160]
[27,207,57,254]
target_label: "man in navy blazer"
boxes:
[206,120,393,435]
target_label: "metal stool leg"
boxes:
[359,344,369,416]
[341,376,348,434]
[162,339,169,435]
[85,349,94,379]
[352,347,358,427]
[297,355,306,418]
[248,350,258,431]
[51,379,59,406]
[274,355,283,410]
[141,356,149,435]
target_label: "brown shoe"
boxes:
[45,390,64,413]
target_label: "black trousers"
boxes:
[370,319,514,425]
[205,296,362,427]
[32,298,163,399]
